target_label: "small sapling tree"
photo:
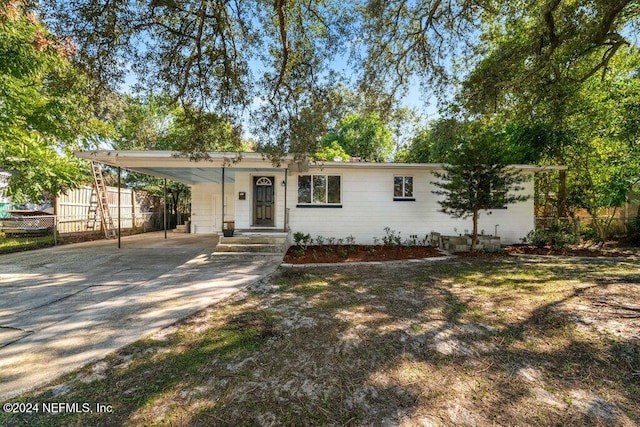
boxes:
[432,132,530,251]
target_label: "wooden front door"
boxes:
[253,176,274,226]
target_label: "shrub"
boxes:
[525,229,577,249]
[405,234,420,246]
[293,232,311,249]
[382,227,402,246]
[625,217,640,246]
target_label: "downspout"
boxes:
[163,178,167,239]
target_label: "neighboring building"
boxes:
[0,171,12,218]
[75,151,565,244]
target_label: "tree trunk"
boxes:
[471,209,479,251]
[557,170,567,217]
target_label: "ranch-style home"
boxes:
[75,150,565,245]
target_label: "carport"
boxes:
[74,150,295,246]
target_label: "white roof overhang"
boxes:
[74,151,290,184]
[75,150,567,185]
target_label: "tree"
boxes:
[562,53,640,240]
[41,0,357,158]
[320,112,393,162]
[108,95,246,226]
[38,1,639,159]
[313,141,350,162]
[0,1,99,203]
[432,131,530,251]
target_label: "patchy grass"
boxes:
[0,234,57,254]
[2,257,639,426]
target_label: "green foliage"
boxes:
[382,227,402,246]
[293,232,311,249]
[404,119,464,163]
[625,217,640,246]
[432,131,530,250]
[313,141,350,162]
[404,118,550,165]
[112,96,245,157]
[320,112,393,162]
[0,4,98,202]
[432,133,530,219]
[557,51,640,238]
[0,234,57,254]
[459,1,634,118]
[525,229,577,250]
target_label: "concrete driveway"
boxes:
[0,232,283,400]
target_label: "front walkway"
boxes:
[0,232,283,399]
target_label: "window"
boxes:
[482,181,508,209]
[394,176,415,201]
[297,175,341,206]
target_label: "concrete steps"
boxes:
[215,232,288,255]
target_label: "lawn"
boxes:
[2,256,639,426]
[0,234,57,254]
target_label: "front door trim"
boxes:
[252,175,275,227]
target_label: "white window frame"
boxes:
[393,175,415,201]
[297,174,342,206]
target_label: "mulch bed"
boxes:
[283,244,442,264]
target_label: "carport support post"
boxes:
[118,167,121,249]
[221,167,225,229]
[164,178,167,239]
[283,171,287,232]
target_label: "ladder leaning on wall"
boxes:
[87,161,117,239]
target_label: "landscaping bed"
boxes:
[283,244,443,264]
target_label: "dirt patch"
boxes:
[3,257,639,426]
[506,244,638,257]
[283,244,442,264]
[455,250,510,259]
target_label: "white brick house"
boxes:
[76,151,565,244]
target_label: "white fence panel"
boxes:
[56,186,153,234]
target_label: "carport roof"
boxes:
[74,150,290,184]
[75,150,567,185]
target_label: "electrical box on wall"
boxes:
[238,192,246,200]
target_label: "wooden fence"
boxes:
[55,186,155,234]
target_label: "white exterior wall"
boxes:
[287,167,535,245]
[233,172,286,229]
[190,171,285,233]
[189,166,535,243]
[190,182,235,233]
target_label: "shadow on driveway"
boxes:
[0,232,282,399]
